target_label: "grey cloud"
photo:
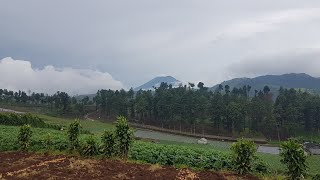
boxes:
[229,50,320,78]
[1,0,320,88]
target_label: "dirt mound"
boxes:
[0,152,259,180]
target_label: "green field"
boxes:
[1,120,320,176]
[0,112,320,177]
[38,114,115,135]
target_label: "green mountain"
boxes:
[211,73,320,96]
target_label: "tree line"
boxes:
[0,89,92,116]
[95,82,320,140]
[2,82,320,140]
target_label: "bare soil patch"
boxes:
[0,152,259,180]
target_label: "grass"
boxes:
[37,114,115,135]
[0,103,50,114]
[0,124,70,151]
[1,123,320,176]
[157,139,231,152]
[158,140,286,173]
[156,139,320,176]
[135,129,231,151]
[296,133,320,144]
[0,112,320,177]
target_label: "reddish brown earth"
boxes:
[0,152,259,180]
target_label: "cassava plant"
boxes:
[114,116,134,158]
[101,130,116,157]
[81,135,98,156]
[280,139,308,180]
[67,120,81,151]
[43,133,53,152]
[231,139,256,175]
[18,124,32,151]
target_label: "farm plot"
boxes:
[0,152,260,180]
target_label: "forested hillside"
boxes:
[95,82,320,140]
[2,80,320,140]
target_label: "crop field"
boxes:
[1,123,320,176]
[0,152,261,180]
[0,112,319,177]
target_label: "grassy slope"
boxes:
[37,114,114,135]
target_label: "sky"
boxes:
[1,0,320,95]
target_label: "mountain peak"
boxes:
[134,76,180,91]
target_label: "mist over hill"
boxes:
[211,73,320,96]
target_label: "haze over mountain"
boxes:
[134,76,181,91]
[211,73,320,96]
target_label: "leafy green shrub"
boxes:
[0,113,62,130]
[231,139,257,175]
[67,120,81,151]
[129,141,232,170]
[0,125,69,152]
[312,174,320,180]
[42,133,53,152]
[280,139,308,180]
[18,124,32,151]
[115,116,134,158]
[81,135,98,156]
[252,159,269,174]
[101,130,116,157]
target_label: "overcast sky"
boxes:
[1,0,320,94]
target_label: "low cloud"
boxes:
[228,50,320,78]
[0,57,124,95]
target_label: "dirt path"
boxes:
[0,108,24,114]
[84,113,95,122]
[0,152,259,180]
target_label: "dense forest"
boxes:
[94,83,320,139]
[1,82,320,140]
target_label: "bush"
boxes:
[42,133,53,152]
[252,159,269,174]
[0,113,63,130]
[81,135,98,156]
[231,139,256,175]
[18,124,32,151]
[67,120,81,151]
[101,130,116,157]
[280,139,308,180]
[129,141,232,170]
[312,174,320,180]
[115,116,134,158]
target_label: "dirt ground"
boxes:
[0,152,259,180]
